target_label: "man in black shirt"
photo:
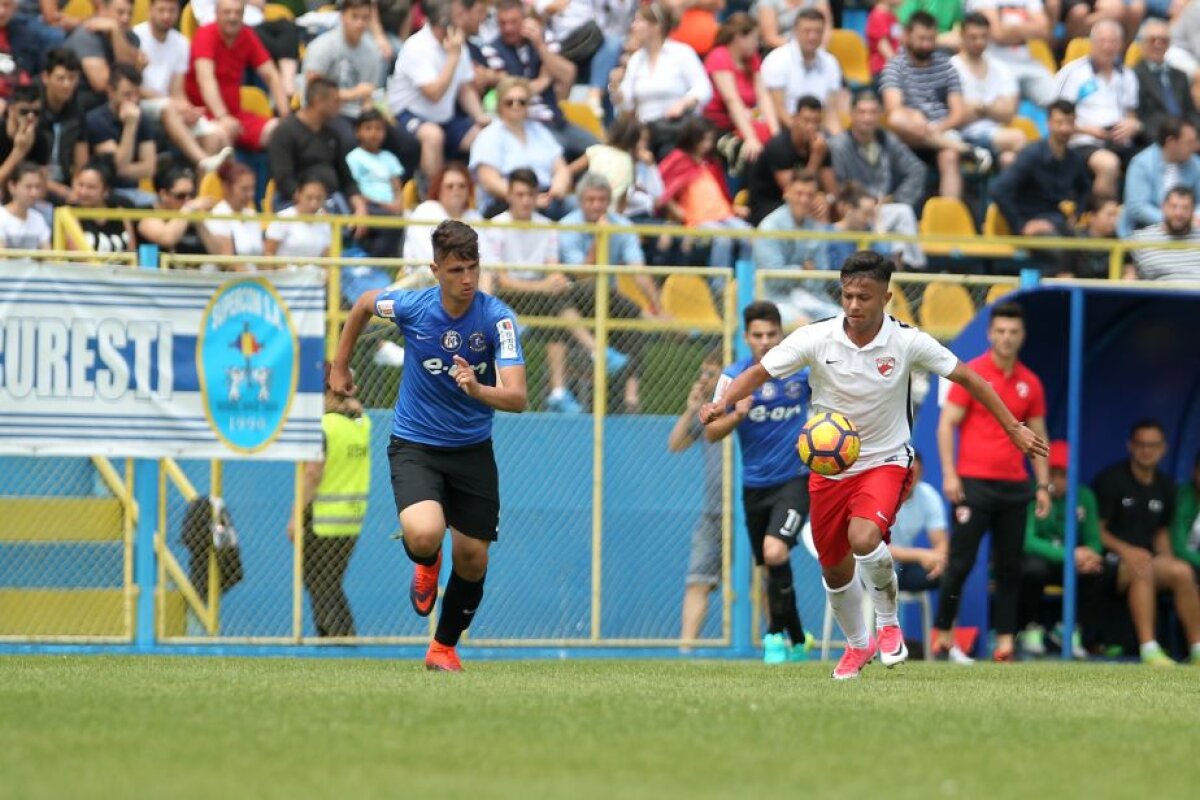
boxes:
[1092,418,1200,666]
[37,48,87,204]
[267,76,367,219]
[86,63,156,205]
[0,84,51,187]
[744,95,834,227]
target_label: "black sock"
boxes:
[402,536,439,567]
[434,570,485,647]
[767,562,805,643]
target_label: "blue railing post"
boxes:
[731,260,754,654]
[1062,287,1086,659]
[133,244,160,649]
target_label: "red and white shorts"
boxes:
[808,465,913,568]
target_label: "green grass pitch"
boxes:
[2,656,1196,799]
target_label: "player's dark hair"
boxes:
[1047,99,1076,118]
[962,11,990,30]
[990,301,1024,324]
[840,250,893,284]
[507,167,539,192]
[305,75,337,107]
[795,94,823,114]
[743,301,782,329]
[796,7,825,25]
[432,219,479,264]
[905,10,938,30]
[44,48,82,75]
[1129,418,1166,440]
[109,62,142,89]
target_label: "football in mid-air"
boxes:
[797,412,861,476]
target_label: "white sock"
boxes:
[826,573,870,649]
[855,541,899,628]
[1140,640,1163,658]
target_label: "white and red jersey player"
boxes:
[701,252,1046,679]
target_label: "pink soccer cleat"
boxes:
[832,637,877,680]
[878,625,908,668]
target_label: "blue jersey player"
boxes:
[704,301,814,664]
[331,220,528,671]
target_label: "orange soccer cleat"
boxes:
[425,641,463,672]
[409,548,442,617]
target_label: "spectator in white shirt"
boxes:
[264,176,332,266]
[387,0,489,183]
[207,160,264,269]
[965,0,1056,105]
[134,0,232,173]
[951,13,1026,169]
[758,0,834,49]
[1052,19,1141,196]
[404,162,482,268]
[761,9,847,134]
[610,3,712,159]
[0,162,50,249]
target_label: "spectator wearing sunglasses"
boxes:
[136,162,223,257]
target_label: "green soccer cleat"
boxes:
[763,633,790,665]
[1141,645,1176,668]
[790,631,817,662]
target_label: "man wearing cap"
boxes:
[1017,440,1104,658]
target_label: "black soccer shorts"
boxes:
[387,436,501,541]
[742,476,810,566]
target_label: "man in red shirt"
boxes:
[184,0,288,151]
[934,301,1051,662]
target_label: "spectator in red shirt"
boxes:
[703,13,779,164]
[866,0,903,76]
[934,302,1052,662]
[184,0,288,151]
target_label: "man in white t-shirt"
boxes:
[1052,19,1141,196]
[761,9,847,134]
[134,0,231,173]
[966,0,1055,105]
[700,251,1047,680]
[388,0,489,181]
[478,167,578,412]
[951,12,1026,169]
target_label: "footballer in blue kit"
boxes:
[330,220,528,672]
[704,301,814,664]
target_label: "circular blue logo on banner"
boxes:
[197,278,298,453]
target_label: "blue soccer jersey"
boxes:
[374,286,525,447]
[723,356,810,489]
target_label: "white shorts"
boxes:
[140,98,218,138]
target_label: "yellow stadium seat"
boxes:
[559,101,605,140]
[1064,37,1092,65]
[263,178,276,214]
[199,171,223,203]
[132,0,149,25]
[886,285,916,327]
[1027,39,1057,73]
[922,197,1015,259]
[986,283,1015,305]
[918,283,976,339]
[1125,41,1142,67]
[180,1,197,37]
[61,0,94,22]
[1008,116,1041,143]
[402,179,420,211]
[240,85,273,118]
[828,29,871,87]
[984,203,1012,237]
[616,273,655,314]
[661,274,720,326]
[263,3,295,22]
[733,188,749,211]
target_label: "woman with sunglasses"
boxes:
[136,163,223,258]
[469,76,572,220]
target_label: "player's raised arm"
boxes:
[945,361,1050,459]
[330,289,384,395]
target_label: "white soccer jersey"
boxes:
[760,314,959,478]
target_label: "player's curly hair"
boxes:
[431,219,479,265]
